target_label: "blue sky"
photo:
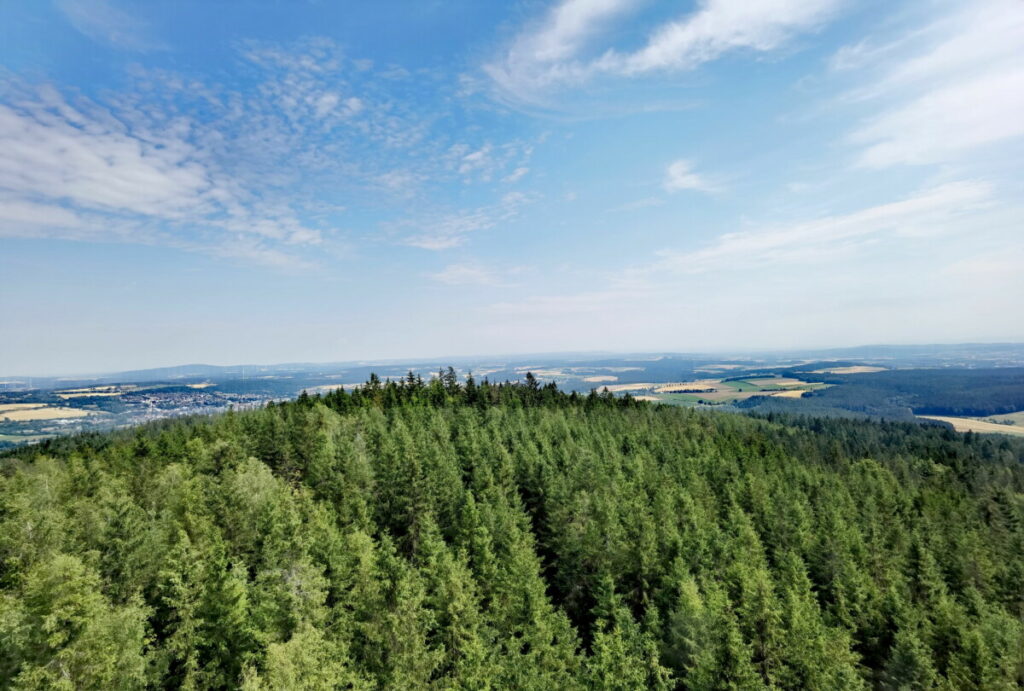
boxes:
[1,0,1022,375]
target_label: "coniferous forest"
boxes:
[2,372,1023,689]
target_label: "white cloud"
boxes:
[313,92,341,119]
[344,97,364,115]
[0,101,212,219]
[643,180,993,275]
[663,160,712,193]
[854,69,1024,168]
[57,0,166,51]
[842,0,1024,167]
[486,0,844,102]
[503,166,529,183]
[486,0,632,98]
[458,144,493,176]
[209,238,318,271]
[0,82,323,264]
[397,193,529,250]
[0,36,534,268]
[483,180,1022,351]
[443,141,535,184]
[607,0,841,75]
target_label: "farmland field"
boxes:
[770,388,811,398]
[0,404,98,421]
[918,415,1024,437]
[984,411,1024,426]
[0,403,46,412]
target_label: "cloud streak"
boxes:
[663,160,713,193]
[0,82,323,268]
[486,0,844,103]
[57,0,167,51]
[0,36,536,268]
[396,193,530,250]
[842,0,1024,167]
[643,181,994,275]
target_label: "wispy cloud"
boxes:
[484,179,1016,349]
[663,160,713,193]
[395,193,530,250]
[443,141,535,184]
[0,36,534,268]
[57,0,167,52]
[0,96,214,219]
[641,180,994,275]
[841,0,1024,167]
[486,0,844,103]
[0,82,323,266]
[503,166,530,183]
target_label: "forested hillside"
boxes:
[2,373,1023,689]
[793,368,1024,418]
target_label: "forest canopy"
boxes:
[1,372,1023,689]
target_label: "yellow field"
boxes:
[918,416,1024,437]
[770,389,808,398]
[984,411,1024,426]
[0,403,46,412]
[187,382,215,389]
[1,405,97,421]
[634,395,660,402]
[55,384,131,399]
[811,366,886,374]
[582,375,618,383]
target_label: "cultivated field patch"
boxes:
[982,411,1024,426]
[2,405,98,421]
[771,389,809,399]
[918,415,1024,437]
